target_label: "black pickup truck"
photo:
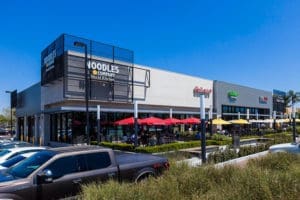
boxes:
[0,146,169,200]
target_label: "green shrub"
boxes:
[95,140,231,154]
[264,133,292,145]
[98,142,135,151]
[211,133,231,141]
[135,141,201,153]
[79,153,300,200]
[248,152,300,171]
[208,144,270,164]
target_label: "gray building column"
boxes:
[15,119,19,139]
[40,113,50,146]
[24,116,28,142]
[34,114,39,145]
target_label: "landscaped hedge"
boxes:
[264,132,293,144]
[207,132,294,164]
[135,141,200,153]
[91,132,291,154]
[211,133,231,141]
[238,144,271,157]
[207,143,271,164]
[92,140,231,153]
[80,153,300,200]
[91,141,135,151]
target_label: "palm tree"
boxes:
[285,90,300,106]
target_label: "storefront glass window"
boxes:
[61,113,67,143]
[56,114,61,142]
[50,115,57,141]
[17,117,24,141]
[67,113,73,143]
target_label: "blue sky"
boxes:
[0,0,300,112]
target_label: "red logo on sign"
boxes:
[259,96,268,103]
[193,86,212,96]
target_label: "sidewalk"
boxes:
[177,150,269,168]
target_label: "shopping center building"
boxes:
[15,34,213,145]
[14,34,281,146]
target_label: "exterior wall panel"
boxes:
[136,65,213,109]
[16,83,41,116]
[214,80,272,118]
[41,80,64,109]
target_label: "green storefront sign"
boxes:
[228,90,239,100]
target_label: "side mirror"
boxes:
[37,169,53,184]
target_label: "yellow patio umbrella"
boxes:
[285,118,300,123]
[229,119,250,125]
[278,118,300,123]
[283,119,290,123]
[212,118,231,125]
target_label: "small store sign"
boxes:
[259,96,268,104]
[228,90,239,101]
[193,86,212,97]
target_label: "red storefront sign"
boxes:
[193,86,212,97]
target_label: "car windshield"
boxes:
[1,155,26,168]
[7,151,55,178]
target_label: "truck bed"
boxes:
[113,150,168,181]
[114,150,165,165]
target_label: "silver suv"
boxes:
[269,142,300,154]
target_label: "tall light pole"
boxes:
[292,104,296,143]
[200,94,206,163]
[209,105,213,137]
[134,101,138,147]
[193,86,212,164]
[97,105,101,144]
[273,110,277,131]
[5,90,13,135]
[74,41,90,145]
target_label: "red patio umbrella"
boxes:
[181,117,200,124]
[139,117,166,126]
[114,117,140,126]
[163,117,182,125]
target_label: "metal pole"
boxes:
[74,41,90,145]
[246,109,249,120]
[209,105,213,137]
[134,101,138,147]
[273,111,277,131]
[10,100,12,135]
[292,104,296,142]
[200,95,206,163]
[97,105,101,144]
[84,45,90,145]
[5,91,13,135]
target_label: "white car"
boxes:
[0,152,37,171]
[269,143,300,154]
[0,146,47,164]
